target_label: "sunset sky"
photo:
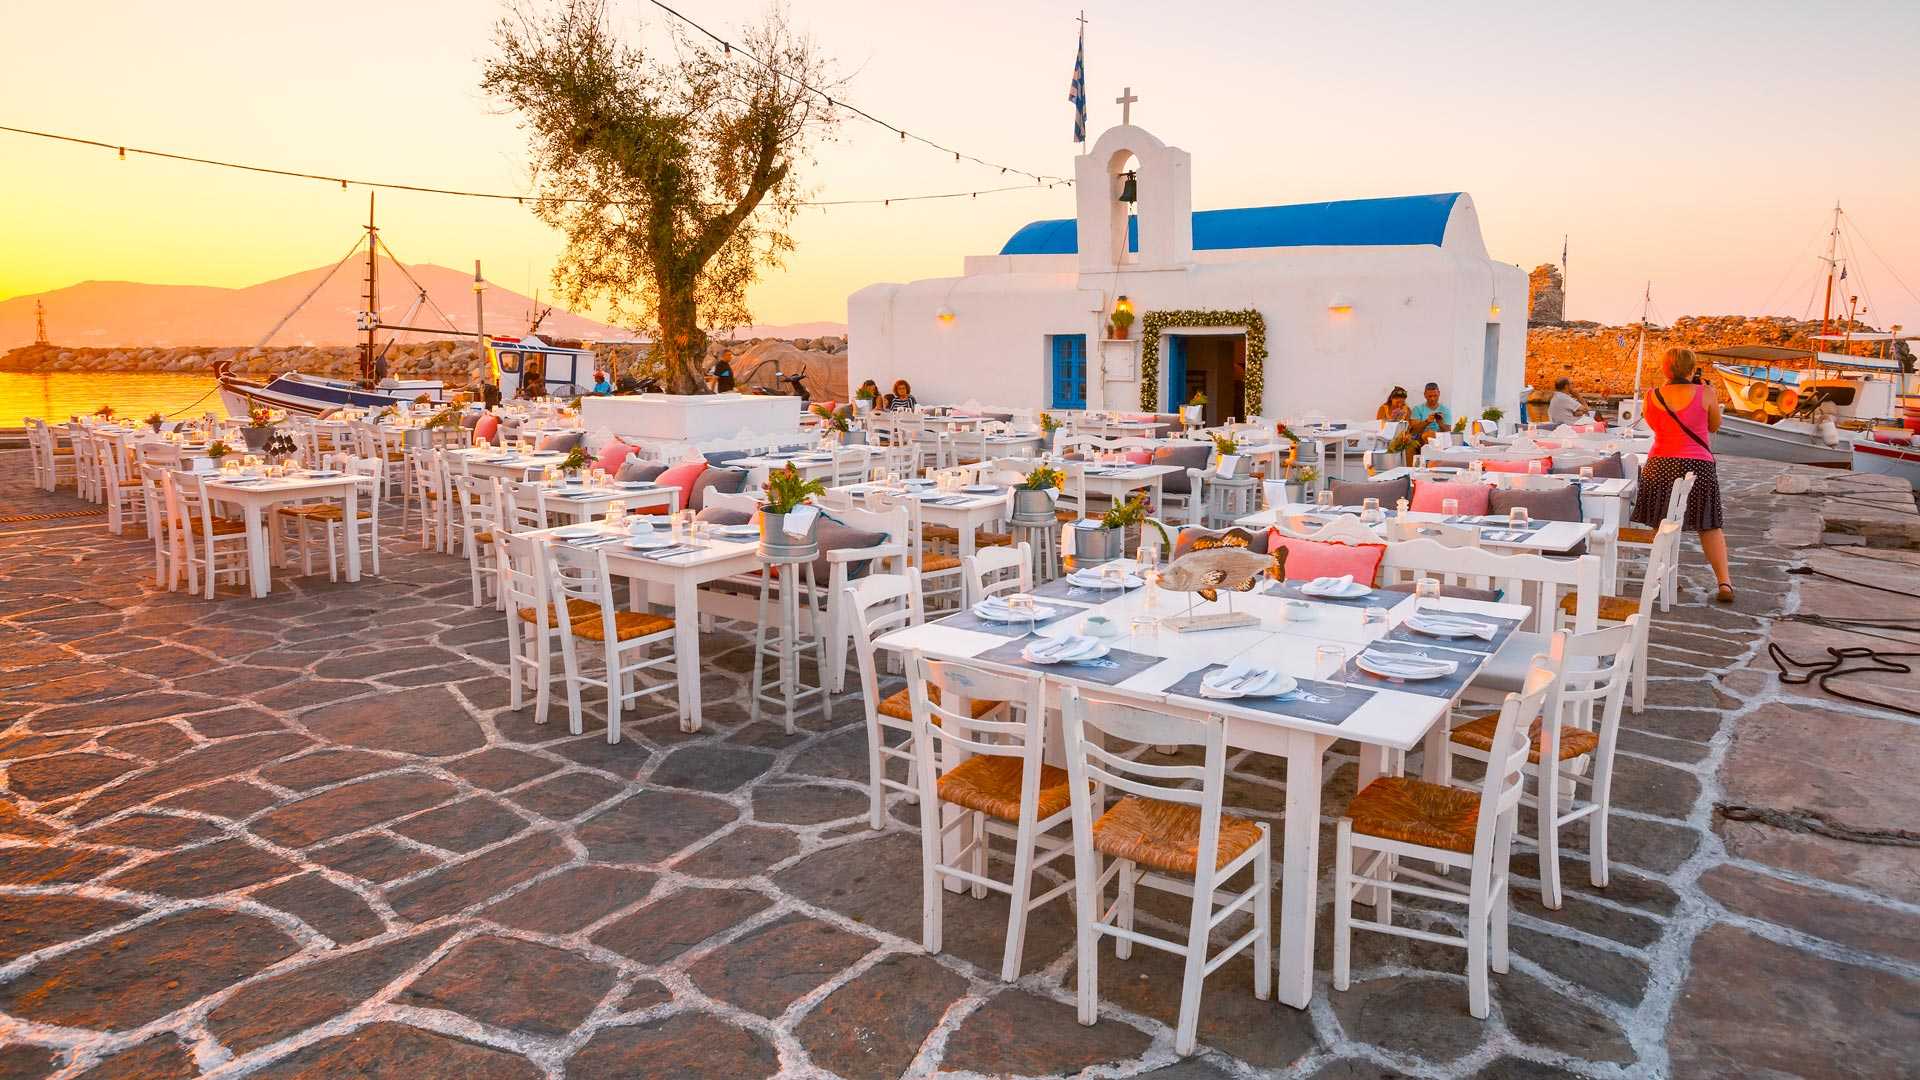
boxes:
[4,0,1918,333]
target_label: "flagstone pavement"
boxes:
[0,450,1915,1079]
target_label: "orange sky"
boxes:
[4,0,1918,332]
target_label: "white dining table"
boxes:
[1237,503,1595,556]
[1295,424,1390,489]
[836,482,1014,564]
[1076,462,1183,511]
[530,523,765,732]
[203,471,377,598]
[879,579,1529,1009]
[533,481,681,522]
[732,447,881,486]
[447,448,572,483]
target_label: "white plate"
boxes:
[553,525,598,540]
[1066,571,1144,589]
[973,602,1059,623]
[962,484,999,494]
[1300,579,1369,599]
[714,524,760,539]
[1407,616,1494,640]
[1355,652,1456,681]
[904,478,935,487]
[617,480,658,489]
[1201,669,1297,699]
[623,536,672,550]
[1023,637,1109,664]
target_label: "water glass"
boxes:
[1315,489,1335,508]
[1136,542,1161,569]
[1128,615,1159,645]
[1578,466,1595,480]
[1006,592,1038,635]
[1099,562,1125,600]
[605,500,626,525]
[1509,506,1531,529]
[1362,605,1388,626]
[1416,577,1441,601]
[1441,497,1460,517]
[1315,644,1348,688]
[1527,459,1544,475]
[675,509,696,539]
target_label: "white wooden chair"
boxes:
[497,531,563,729]
[830,446,870,488]
[1555,520,1678,712]
[454,472,502,605]
[548,541,680,744]
[138,464,183,589]
[1060,687,1272,1054]
[866,490,965,613]
[961,542,1032,606]
[843,569,942,829]
[1447,617,1639,909]
[405,447,452,552]
[1615,472,1693,611]
[70,429,102,503]
[173,470,250,599]
[1335,659,1559,1018]
[909,652,1072,982]
[95,431,145,536]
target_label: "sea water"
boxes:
[0,372,224,428]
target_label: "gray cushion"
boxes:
[702,449,750,466]
[809,516,889,584]
[459,411,481,429]
[1172,525,1270,557]
[537,431,583,452]
[1488,485,1583,523]
[1382,581,1504,604]
[1153,444,1213,494]
[1551,452,1625,479]
[695,507,751,526]
[616,459,668,484]
[690,467,748,510]
[1466,630,1552,695]
[1329,476,1413,508]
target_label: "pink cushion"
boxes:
[657,460,707,507]
[1265,533,1388,586]
[1410,479,1490,515]
[595,438,637,475]
[1482,456,1552,474]
[1123,449,1153,465]
[473,413,500,445]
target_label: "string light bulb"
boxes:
[936,305,955,324]
[117,147,125,160]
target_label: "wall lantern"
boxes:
[1113,295,1133,317]
[936,305,956,324]
[1118,170,1138,204]
[1327,294,1354,315]
[1489,302,1502,318]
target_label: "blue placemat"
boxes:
[1379,607,1522,656]
[974,637,1164,685]
[1163,665,1371,727]
[1347,641,1487,700]
[935,605,1081,638]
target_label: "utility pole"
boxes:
[33,301,49,346]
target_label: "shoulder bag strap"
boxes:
[1653,388,1713,454]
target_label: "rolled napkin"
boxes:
[1406,613,1498,640]
[1300,574,1357,596]
[1023,635,1099,663]
[1359,649,1458,677]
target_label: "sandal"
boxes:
[1715,582,1735,604]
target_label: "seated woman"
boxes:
[883,379,918,412]
[1376,386,1412,425]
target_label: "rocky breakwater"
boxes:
[0,342,488,384]
[708,335,848,401]
[1526,315,1910,397]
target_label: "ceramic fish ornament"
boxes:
[1159,547,1284,602]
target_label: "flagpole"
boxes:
[1070,11,1088,150]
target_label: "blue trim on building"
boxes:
[1050,334,1088,410]
[998,193,1463,256]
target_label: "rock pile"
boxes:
[1525,315,1908,397]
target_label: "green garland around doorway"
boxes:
[1137,309,1267,412]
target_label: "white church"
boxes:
[848,103,1529,425]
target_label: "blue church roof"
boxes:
[997,192,1463,256]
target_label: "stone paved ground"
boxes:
[0,450,1915,1079]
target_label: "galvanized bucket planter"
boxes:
[1010,488,1056,525]
[240,425,275,453]
[758,509,820,560]
[1075,524,1127,564]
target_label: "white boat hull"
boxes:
[1712,414,1851,467]
[215,362,447,418]
[1851,438,1920,490]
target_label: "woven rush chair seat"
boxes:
[423,490,480,504]
[975,530,1013,547]
[1092,796,1265,876]
[1450,714,1598,763]
[938,754,1073,822]
[1346,776,1482,854]
[472,530,493,545]
[923,524,961,543]
[920,553,962,573]
[187,516,247,536]
[384,451,407,462]
[1056,509,1082,523]
[569,608,675,642]
[877,684,1000,724]
[278,503,372,523]
[1558,592,1639,622]
[516,596,601,628]
[1615,525,1657,544]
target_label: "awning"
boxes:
[1696,345,1814,364]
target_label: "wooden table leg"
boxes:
[243,504,271,598]
[1277,729,1328,1009]
[673,576,702,732]
[343,484,362,583]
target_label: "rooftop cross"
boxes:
[1116,87,1138,125]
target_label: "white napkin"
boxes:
[1301,574,1355,596]
[1360,649,1457,677]
[1201,661,1272,698]
[1408,613,1497,640]
[1025,635,1096,662]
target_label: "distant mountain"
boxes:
[0,260,619,350]
[0,264,846,351]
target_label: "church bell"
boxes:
[1118,170,1138,204]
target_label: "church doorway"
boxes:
[1164,332,1247,424]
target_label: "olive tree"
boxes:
[484,0,837,393]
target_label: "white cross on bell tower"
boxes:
[1115,87,1138,125]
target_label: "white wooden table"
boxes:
[1238,503,1595,555]
[532,482,681,522]
[203,472,376,598]
[879,582,1529,1008]
[447,448,571,483]
[530,525,765,732]
[732,448,881,486]
[1295,424,1387,489]
[837,483,1013,564]
[1077,462,1183,513]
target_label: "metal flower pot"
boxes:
[240,425,275,453]
[841,429,867,446]
[1010,487,1056,525]
[1076,524,1126,564]
[758,509,820,560]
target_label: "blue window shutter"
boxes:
[1050,335,1087,409]
[1165,336,1187,411]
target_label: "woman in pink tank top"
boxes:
[1633,348,1732,601]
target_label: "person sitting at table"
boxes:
[1548,377,1592,425]
[1409,382,1453,441]
[591,369,614,395]
[884,379,918,412]
[1376,387,1413,424]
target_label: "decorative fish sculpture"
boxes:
[1159,547,1285,602]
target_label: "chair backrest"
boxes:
[500,479,547,532]
[1556,616,1637,739]
[496,531,550,623]
[545,540,617,638]
[137,464,171,539]
[1633,521,1682,613]
[1662,471,1696,524]
[962,542,1032,605]
[1380,538,1601,632]
[1270,513,1380,546]
[1056,434,1119,458]
[453,472,501,535]
[863,491,925,566]
[823,502,909,583]
[1387,519,1482,548]
[1059,685,1230,883]
[844,569,925,714]
[908,652,1047,773]
[1472,659,1561,856]
[174,470,224,538]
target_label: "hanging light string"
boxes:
[0,125,1067,207]
[643,0,1069,186]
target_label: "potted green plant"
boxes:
[145,411,166,434]
[93,404,115,422]
[425,406,462,429]
[204,440,232,471]
[1182,391,1206,425]
[1108,305,1135,341]
[1211,433,1239,458]
[559,446,592,482]
[759,464,827,558]
[1477,406,1505,438]
[811,403,860,444]
[1012,464,1065,522]
[854,384,879,413]
[1283,464,1317,504]
[1079,492,1168,563]
[241,406,277,453]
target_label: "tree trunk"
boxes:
[656,291,710,395]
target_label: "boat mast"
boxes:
[1631,282,1651,393]
[1818,200,1841,341]
[361,193,379,383]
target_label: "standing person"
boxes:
[1636,348,1732,602]
[884,379,918,411]
[1548,377,1592,425]
[709,350,736,392]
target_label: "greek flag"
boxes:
[1068,26,1087,143]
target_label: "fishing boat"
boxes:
[216,365,450,417]
[1851,428,1920,489]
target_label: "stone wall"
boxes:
[1527,264,1565,325]
[1525,315,1908,397]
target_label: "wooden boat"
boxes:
[1851,430,1920,490]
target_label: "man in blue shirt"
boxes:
[591,369,613,395]
[1408,382,1452,443]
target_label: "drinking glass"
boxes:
[1441,497,1460,517]
[1416,577,1441,601]
[1508,506,1531,529]
[1316,644,1348,690]
[869,465,887,485]
[1578,465,1594,481]
[675,509,696,539]
[1128,615,1158,646]
[605,500,626,525]
[1136,542,1160,570]
[1099,562,1125,602]
[1315,489,1335,508]
[1006,592,1038,636]
[1362,605,1388,626]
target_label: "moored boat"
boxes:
[1851,429,1920,490]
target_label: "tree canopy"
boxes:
[484,0,838,393]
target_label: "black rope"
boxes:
[1769,562,1920,717]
